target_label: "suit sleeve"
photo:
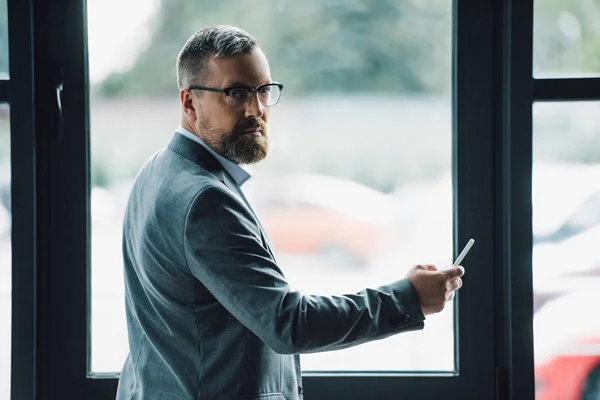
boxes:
[184,185,426,354]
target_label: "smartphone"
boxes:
[453,238,474,266]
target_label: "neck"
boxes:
[180,119,199,137]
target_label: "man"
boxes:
[116,25,464,400]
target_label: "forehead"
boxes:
[205,48,271,87]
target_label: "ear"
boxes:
[180,89,197,121]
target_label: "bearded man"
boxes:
[116,25,464,400]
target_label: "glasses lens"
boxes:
[226,88,250,110]
[258,84,281,107]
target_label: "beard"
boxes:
[199,117,270,165]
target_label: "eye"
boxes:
[258,86,272,94]
[228,88,249,100]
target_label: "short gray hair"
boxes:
[176,25,257,90]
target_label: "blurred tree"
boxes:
[0,0,8,76]
[90,0,600,191]
[98,0,452,97]
[534,0,600,75]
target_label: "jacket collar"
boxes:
[167,132,228,184]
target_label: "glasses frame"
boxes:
[188,82,284,109]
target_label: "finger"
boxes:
[444,265,465,280]
[448,277,462,291]
[413,264,437,272]
[445,291,455,302]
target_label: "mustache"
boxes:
[234,118,267,134]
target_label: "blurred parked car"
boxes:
[533,226,600,321]
[533,225,600,283]
[533,162,600,244]
[534,290,600,400]
[248,174,404,267]
[531,162,600,314]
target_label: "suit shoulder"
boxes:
[130,148,226,214]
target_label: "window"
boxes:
[534,0,600,78]
[0,102,10,400]
[6,0,511,398]
[1,3,9,399]
[532,102,600,400]
[0,0,8,78]
[87,0,456,374]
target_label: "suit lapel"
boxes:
[168,133,277,261]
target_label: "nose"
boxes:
[245,91,264,119]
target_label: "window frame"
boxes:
[7,0,36,398]
[7,0,543,398]
[0,80,8,102]
[528,9,600,400]
[534,78,600,101]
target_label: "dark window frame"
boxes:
[0,79,8,102]
[534,78,600,102]
[7,0,36,398]
[6,0,566,398]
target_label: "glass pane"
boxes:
[533,102,600,399]
[0,0,8,77]
[0,103,11,398]
[534,0,600,78]
[88,0,454,374]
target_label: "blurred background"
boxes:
[1,0,600,398]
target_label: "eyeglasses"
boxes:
[188,82,284,110]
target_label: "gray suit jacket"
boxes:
[116,133,426,400]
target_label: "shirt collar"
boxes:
[175,126,252,187]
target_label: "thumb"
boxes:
[444,265,465,280]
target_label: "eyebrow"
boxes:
[225,81,271,88]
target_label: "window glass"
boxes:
[0,103,11,399]
[532,102,600,400]
[534,0,600,77]
[88,0,455,374]
[0,0,8,77]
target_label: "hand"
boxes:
[406,264,464,316]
